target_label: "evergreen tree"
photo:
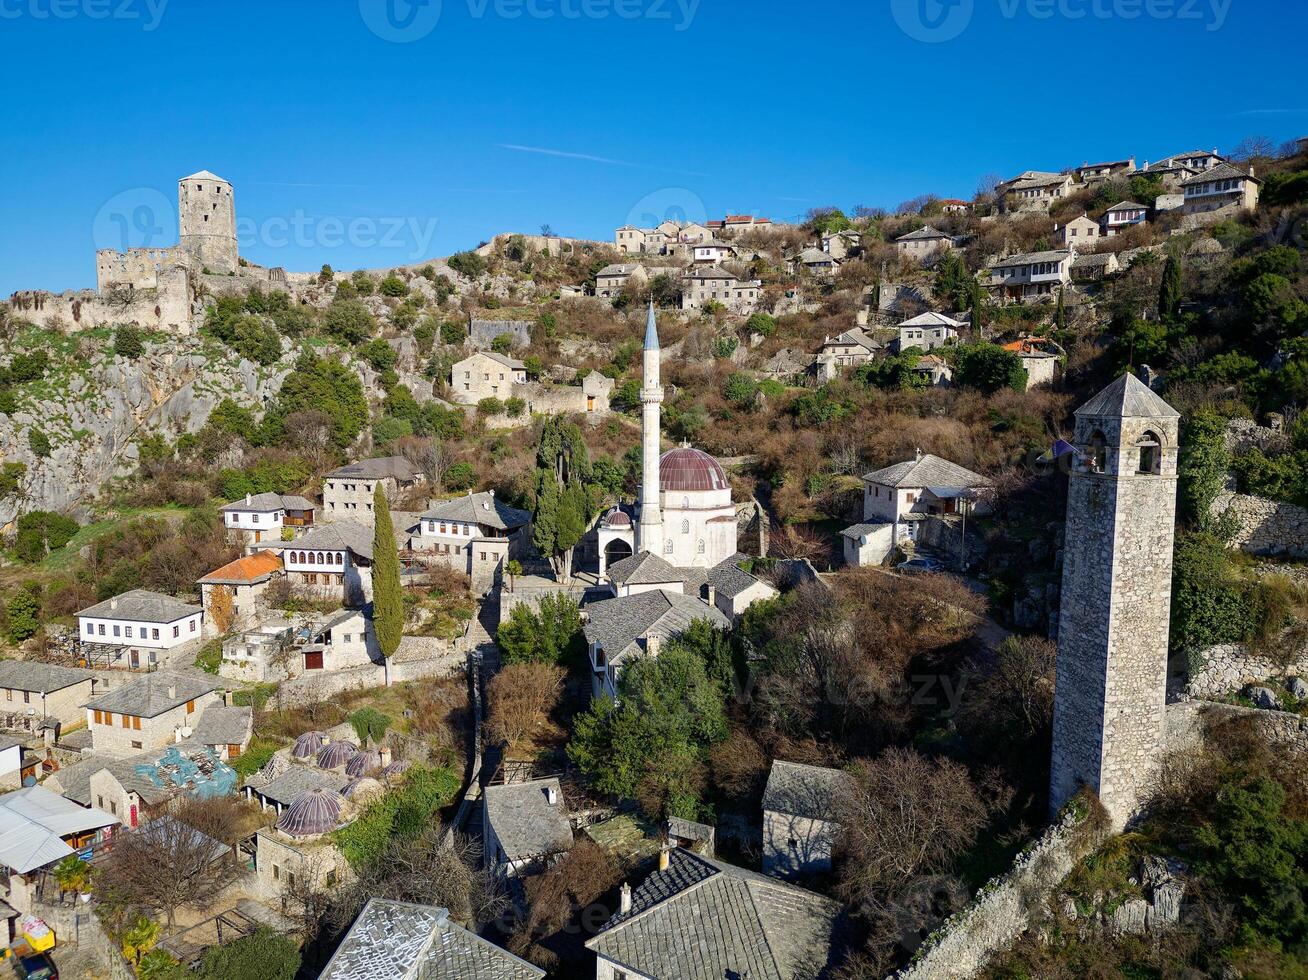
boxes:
[1159,254,1183,320]
[531,417,595,581]
[1055,285,1066,333]
[371,485,403,685]
[970,279,985,336]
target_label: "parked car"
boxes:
[11,952,57,980]
[896,555,946,575]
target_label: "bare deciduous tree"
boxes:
[509,839,623,970]
[485,663,564,755]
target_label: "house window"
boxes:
[133,716,141,730]
[664,541,674,554]
[273,865,280,881]
[125,626,133,638]
[190,620,197,633]
[121,714,130,729]
[172,625,180,639]
[86,623,93,635]
[130,741,141,750]
[186,700,195,714]
[94,710,103,724]
[697,540,705,554]
[98,624,106,636]
[22,692,28,704]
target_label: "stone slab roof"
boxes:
[0,661,93,695]
[1075,373,1180,419]
[220,493,314,513]
[319,898,545,980]
[607,552,684,587]
[863,453,989,491]
[1181,162,1259,185]
[1006,171,1069,190]
[248,765,349,807]
[84,671,219,719]
[840,522,890,540]
[898,311,964,329]
[583,590,730,666]
[192,703,253,747]
[1102,200,1147,212]
[290,522,374,561]
[895,225,951,241]
[78,589,202,624]
[327,456,420,481]
[989,250,1071,269]
[588,849,844,980]
[763,760,848,821]
[483,778,573,863]
[420,493,531,532]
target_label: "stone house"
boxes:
[1099,200,1149,237]
[858,450,992,553]
[1000,171,1074,213]
[822,230,862,260]
[1137,157,1199,190]
[198,551,284,637]
[897,311,963,352]
[939,198,970,214]
[710,214,773,236]
[298,607,381,673]
[1169,148,1224,172]
[814,328,881,380]
[319,897,545,980]
[483,778,573,878]
[595,262,645,299]
[77,590,204,665]
[788,246,841,277]
[1003,338,1062,390]
[1074,158,1136,184]
[254,792,352,905]
[0,662,94,730]
[762,760,848,879]
[841,522,898,567]
[219,493,314,545]
[1071,250,1121,282]
[912,353,953,387]
[1181,163,1261,220]
[894,225,954,260]
[587,848,843,980]
[220,623,295,683]
[614,226,655,253]
[680,265,761,313]
[321,456,424,520]
[1054,214,1100,250]
[410,491,532,582]
[984,249,1072,302]
[84,671,222,757]
[280,521,374,607]
[450,351,528,405]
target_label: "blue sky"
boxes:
[1,0,1304,293]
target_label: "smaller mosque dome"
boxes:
[345,749,383,777]
[277,788,344,837]
[292,731,326,760]
[601,507,631,528]
[660,447,729,493]
[316,740,358,770]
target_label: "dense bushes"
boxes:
[14,510,79,563]
[332,766,460,867]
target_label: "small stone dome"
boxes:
[316,740,358,770]
[602,507,632,528]
[345,749,382,777]
[276,788,343,837]
[660,447,729,493]
[381,759,411,779]
[342,776,385,802]
[292,731,326,760]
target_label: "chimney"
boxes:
[110,598,118,611]
[705,585,717,608]
[168,682,177,699]
[646,634,660,659]
[379,745,392,768]
[658,846,671,872]
[545,784,558,806]
[246,493,252,504]
[619,882,632,915]
[1249,165,1256,178]
[915,447,923,462]
[223,689,233,707]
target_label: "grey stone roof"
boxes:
[896,225,951,242]
[327,456,420,481]
[192,703,252,747]
[421,493,531,532]
[1075,372,1180,419]
[763,760,848,821]
[484,778,573,863]
[989,250,1071,269]
[863,454,989,491]
[683,265,738,282]
[1102,200,1147,212]
[1141,158,1196,174]
[584,590,731,666]
[476,351,526,370]
[826,329,881,352]
[607,552,684,587]
[290,521,374,561]
[219,493,314,513]
[597,263,641,276]
[704,556,768,600]
[1006,171,1068,190]
[84,671,218,719]
[248,765,349,807]
[1072,252,1117,268]
[77,589,202,624]
[840,522,890,540]
[0,661,93,695]
[794,247,835,264]
[588,849,844,979]
[898,311,964,329]
[1181,162,1259,186]
[320,898,545,980]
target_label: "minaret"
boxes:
[638,302,664,556]
[1049,373,1180,830]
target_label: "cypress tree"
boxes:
[1159,255,1182,320]
[1055,285,1066,333]
[371,484,403,685]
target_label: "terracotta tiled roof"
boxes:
[197,551,284,585]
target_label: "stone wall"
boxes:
[470,319,531,350]
[1164,698,1308,754]
[274,639,464,705]
[892,810,1107,980]
[9,267,193,334]
[1173,643,1308,700]
[1210,491,1308,558]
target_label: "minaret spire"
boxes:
[638,302,664,556]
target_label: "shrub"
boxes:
[114,326,145,359]
[28,429,51,458]
[350,706,393,743]
[447,251,487,278]
[231,317,282,365]
[351,271,376,295]
[332,766,461,867]
[360,338,397,371]
[373,417,413,446]
[505,396,526,417]
[477,397,505,416]
[322,299,376,345]
[6,588,40,642]
[15,511,79,563]
[497,594,583,666]
[9,351,48,383]
[378,274,409,297]
[444,462,476,491]
[198,926,299,980]
[745,312,776,337]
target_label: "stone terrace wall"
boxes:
[891,811,1107,980]
[1164,698,1308,754]
[1173,643,1308,700]
[1211,491,1308,558]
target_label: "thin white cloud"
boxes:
[1233,108,1307,116]
[498,143,639,167]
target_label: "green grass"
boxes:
[40,505,202,572]
[194,639,223,675]
[233,682,279,711]
[231,735,284,778]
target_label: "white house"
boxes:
[220,493,314,545]
[985,250,1072,302]
[897,311,963,352]
[788,247,840,277]
[1074,158,1135,184]
[281,522,374,607]
[692,241,736,265]
[1000,171,1074,213]
[1181,163,1261,219]
[1099,200,1149,237]
[815,329,881,380]
[411,491,532,581]
[77,590,203,662]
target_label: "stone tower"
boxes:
[637,302,664,556]
[1049,373,1181,830]
[178,170,238,275]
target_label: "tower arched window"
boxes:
[664,540,673,555]
[1085,430,1108,473]
[1137,431,1162,475]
